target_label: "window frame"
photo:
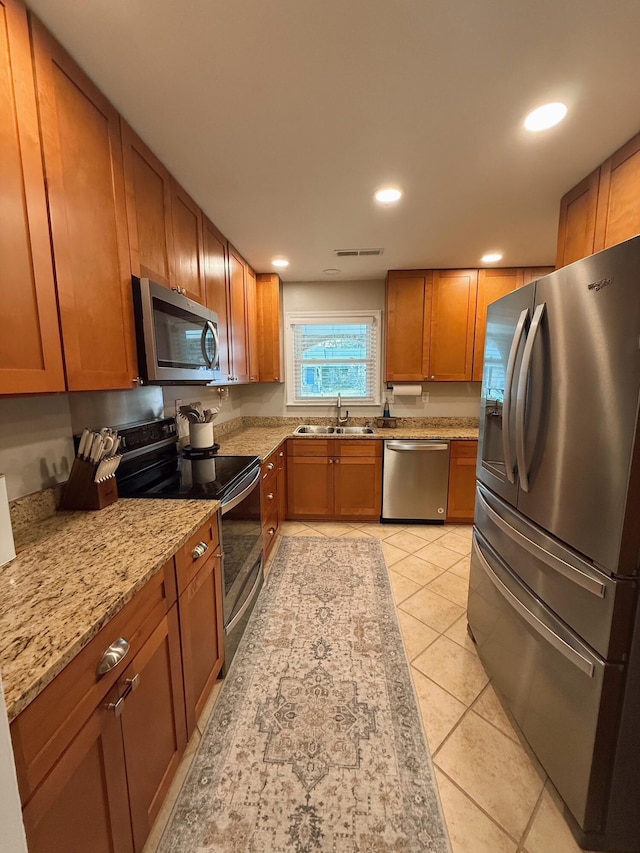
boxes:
[285,310,382,406]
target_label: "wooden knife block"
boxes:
[59,458,118,511]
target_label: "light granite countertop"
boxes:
[216,420,479,461]
[0,498,220,722]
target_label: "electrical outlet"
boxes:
[421,392,429,402]
[218,387,229,401]
[174,398,182,417]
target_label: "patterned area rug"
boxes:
[158,537,451,853]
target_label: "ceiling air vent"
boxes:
[333,248,384,257]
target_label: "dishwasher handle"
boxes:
[386,442,449,451]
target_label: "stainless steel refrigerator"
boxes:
[467,234,640,852]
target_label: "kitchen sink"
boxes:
[293,425,376,435]
[294,425,336,434]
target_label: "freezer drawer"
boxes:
[382,440,449,521]
[475,484,636,660]
[468,531,625,832]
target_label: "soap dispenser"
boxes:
[383,397,391,418]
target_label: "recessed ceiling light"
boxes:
[272,258,289,269]
[323,268,340,276]
[524,102,568,132]
[374,187,402,205]
[481,252,503,263]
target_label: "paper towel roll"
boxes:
[0,475,16,568]
[389,384,422,397]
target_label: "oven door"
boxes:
[133,276,221,383]
[220,467,263,669]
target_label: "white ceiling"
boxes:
[25,0,640,281]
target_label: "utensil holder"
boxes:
[59,458,118,511]
[189,422,215,449]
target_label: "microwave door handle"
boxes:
[210,321,220,368]
[201,321,217,368]
[502,308,529,484]
[515,302,546,492]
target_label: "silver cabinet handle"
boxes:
[96,638,130,676]
[266,492,274,500]
[502,307,529,484]
[266,462,275,471]
[515,302,545,492]
[267,527,276,536]
[106,674,140,717]
[473,534,595,677]
[192,540,209,559]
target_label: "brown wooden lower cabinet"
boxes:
[447,440,478,523]
[179,552,224,738]
[287,439,382,522]
[261,445,287,558]
[21,685,134,853]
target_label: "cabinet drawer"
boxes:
[338,439,382,457]
[287,439,331,457]
[10,559,176,805]
[451,440,478,458]
[175,514,220,594]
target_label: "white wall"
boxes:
[0,678,28,853]
[238,279,482,420]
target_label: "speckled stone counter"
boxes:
[0,498,220,722]
[216,418,479,461]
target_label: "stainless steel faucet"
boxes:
[336,393,349,426]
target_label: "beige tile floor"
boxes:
[146,521,600,853]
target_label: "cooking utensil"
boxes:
[179,405,202,423]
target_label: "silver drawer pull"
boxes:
[265,462,275,471]
[192,541,208,559]
[96,638,130,676]
[106,674,140,717]
[266,492,274,500]
[267,527,276,536]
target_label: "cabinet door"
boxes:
[170,179,205,303]
[556,169,600,268]
[385,271,431,381]
[473,269,523,381]
[119,606,187,853]
[179,554,224,738]
[31,19,137,391]
[121,120,174,287]
[245,265,259,382]
[429,269,478,381]
[228,246,250,382]
[256,273,284,382]
[0,0,64,394]
[277,446,287,523]
[286,456,333,519]
[22,687,134,853]
[334,456,382,521]
[203,216,230,378]
[594,131,640,252]
[521,266,554,288]
[447,441,478,523]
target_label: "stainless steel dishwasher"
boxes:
[382,440,450,522]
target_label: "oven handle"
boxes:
[221,467,261,515]
[225,565,262,635]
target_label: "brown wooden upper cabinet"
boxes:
[473,268,524,381]
[31,17,138,391]
[385,269,477,382]
[429,269,478,381]
[556,169,600,268]
[169,179,205,303]
[256,273,284,382]
[385,270,432,382]
[121,120,174,288]
[227,246,252,383]
[202,216,231,378]
[557,129,640,266]
[594,132,640,252]
[521,266,554,287]
[0,0,65,395]
[245,265,259,382]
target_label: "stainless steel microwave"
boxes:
[132,277,222,384]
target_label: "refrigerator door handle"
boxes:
[515,302,546,492]
[476,487,606,598]
[502,308,530,484]
[473,534,595,678]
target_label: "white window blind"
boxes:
[286,311,381,405]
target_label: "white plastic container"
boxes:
[0,475,16,568]
[189,422,215,449]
